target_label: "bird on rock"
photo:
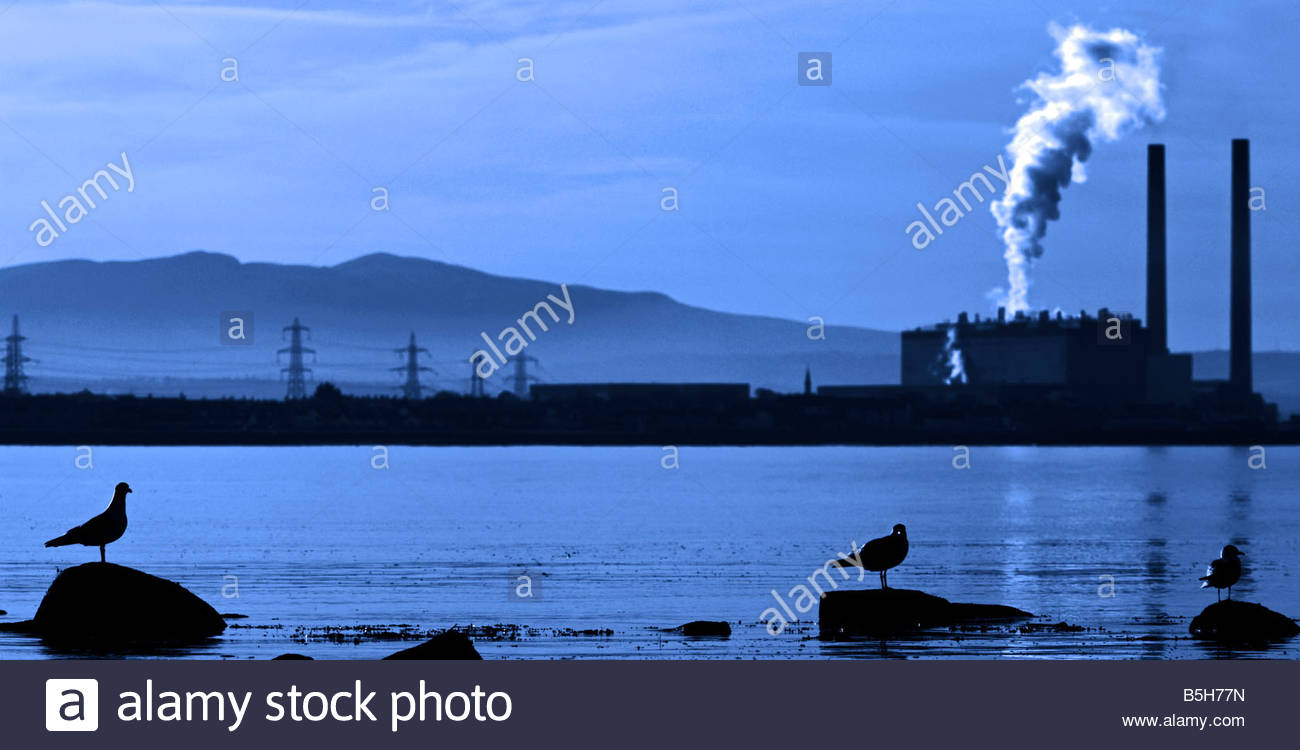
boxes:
[835,523,909,589]
[1199,544,1243,602]
[45,482,131,563]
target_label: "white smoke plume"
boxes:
[991,23,1165,314]
[941,325,967,385]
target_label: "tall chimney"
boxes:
[1230,139,1252,394]
[1146,144,1167,353]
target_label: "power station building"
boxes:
[886,139,1270,418]
[900,308,1186,398]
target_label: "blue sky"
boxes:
[1,0,1297,350]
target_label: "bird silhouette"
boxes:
[835,523,909,589]
[1199,544,1243,602]
[44,482,131,563]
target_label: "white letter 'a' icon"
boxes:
[46,679,99,732]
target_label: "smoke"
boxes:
[991,23,1165,314]
[940,325,967,385]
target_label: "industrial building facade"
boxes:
[902,310,1149,388]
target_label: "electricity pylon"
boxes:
[505,353,539,399]
[3,315,32,395]
[470,352,489,397]
[393,332,434,400]
[278,317,315,399]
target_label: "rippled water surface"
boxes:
[1,446,1296,659]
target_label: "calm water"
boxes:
[0,446,1296,660]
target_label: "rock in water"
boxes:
[272,653,314,660]
[675,621,731,637]
[1189,601,1299,643]
[0,563,225,646]
[819,588,1033,637]
[384,630,482,660]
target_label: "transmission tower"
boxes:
[469,352,488,397]
[504,353,539,399]
[393,332,434,400]
[278,317,315,400]
[3,315,32,395]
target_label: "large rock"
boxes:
[1189,600,1299,643]
[673,620,731,637]
[820,588,1033,637]
[658,620,731,637]
[383,630,482,660]
[0,563,225,647]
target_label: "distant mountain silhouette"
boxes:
[0,251,898,396]
[6,252,1298,412]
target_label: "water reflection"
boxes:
[1227,533,1253,602]
[1229,491,1252,524]
[1139,538,1169,659]
[1138,492,1171,658]
[996,485,1037,638]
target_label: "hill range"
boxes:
[0,251,896,398]
[1,251,1296,415]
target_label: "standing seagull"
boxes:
[834,523,909,589]
[45,482,131,563]
[1199,544,1243,602]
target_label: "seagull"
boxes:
[44,482,131,563]
[1199,544,1243,602]
[834,523,909,589]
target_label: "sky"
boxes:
[1,0,1298,351]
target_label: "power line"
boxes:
[38,339,433,356]
[38,342,219,355]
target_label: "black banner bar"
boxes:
[3,660,1292,748]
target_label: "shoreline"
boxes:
[2,390,1292,447]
